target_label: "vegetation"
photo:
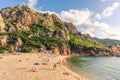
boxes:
[0,5,110,53]
[0,46,12,53]
[94,37,120,45]
[69,34,108,51]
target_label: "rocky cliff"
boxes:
[109,45,120,56]
[0,5,115,55]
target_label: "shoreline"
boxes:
[0,53,87,80]
[62,55,88,80]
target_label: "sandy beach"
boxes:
[0,53,87,80]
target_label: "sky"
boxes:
[0,0,120,40]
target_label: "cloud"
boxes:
[82,21,110,36]
[95,2,120,20]
[81,21,120,40]
[60,9,92,26]
[24,0,120,40]
[27,0,37,9]
[59,8,120,40]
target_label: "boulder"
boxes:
[0,36,8,46]
[15,38,22,51]
[52,48,60,55]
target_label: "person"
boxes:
[32,67,38,72]
[60,56,65,65]
[0,57,2,59]
[53,64,56,70]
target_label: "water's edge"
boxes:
[65,57,89,80]
[66,56,120,80]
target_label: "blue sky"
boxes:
[0,0,120,40]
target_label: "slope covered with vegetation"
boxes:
[94,37,120,45]
[0,5,109,54]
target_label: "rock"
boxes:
[64,23,78,34]
[0,36,8,46]
[0,14,6,33]
[61,46,71,55]
[52,48,60,55]
[89,50,96,56]
[110,45,120,55]
[52,46,71,55]
[51,14,63,23]
[38,46,46,52]
[15,38,22,51]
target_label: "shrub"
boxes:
[0,46,5,53]
[21,46,32,52]
[54,21,63,29]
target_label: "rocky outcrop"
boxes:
[110,45,120,56]
[0,36,8,46]
[51,14,63,24]
[65,23,78,34]
[14,38,22,51]
[0,5,40,32]
[0,14,5,33]
[52,48,60,55]
[52,46,71,55]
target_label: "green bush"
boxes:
[54,21,63,28]
[0,46,12,53]
[0,46,5,53]
[21,46,32,52]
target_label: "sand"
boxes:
[0,53,87,80]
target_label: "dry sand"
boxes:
[0,53,87,80]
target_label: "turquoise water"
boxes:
[69,57,120,80]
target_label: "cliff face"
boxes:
[0,5,112,55]
[109,45,120,56]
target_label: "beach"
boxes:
[0,53,86,80]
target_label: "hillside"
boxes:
[94,38,120,45]
[0,5,109,55]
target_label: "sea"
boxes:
[68,56,120,80]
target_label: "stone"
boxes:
[0,36,8,46]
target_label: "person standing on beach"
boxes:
[53,64,56,70]
[60,56,65,65]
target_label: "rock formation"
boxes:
[0,5,117,56]
[110,45,120,56]
[0,14,5,33]
[0,36,8,46]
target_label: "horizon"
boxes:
[0,0,120,40]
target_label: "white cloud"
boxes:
[27,0,37,9]
[60,9,92,26]
[82,21,110,36]
[27,0,59,16]
[81,21,120,40]
[24,0,120,40]
[95,2,120,20]
[59,8,120,40]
